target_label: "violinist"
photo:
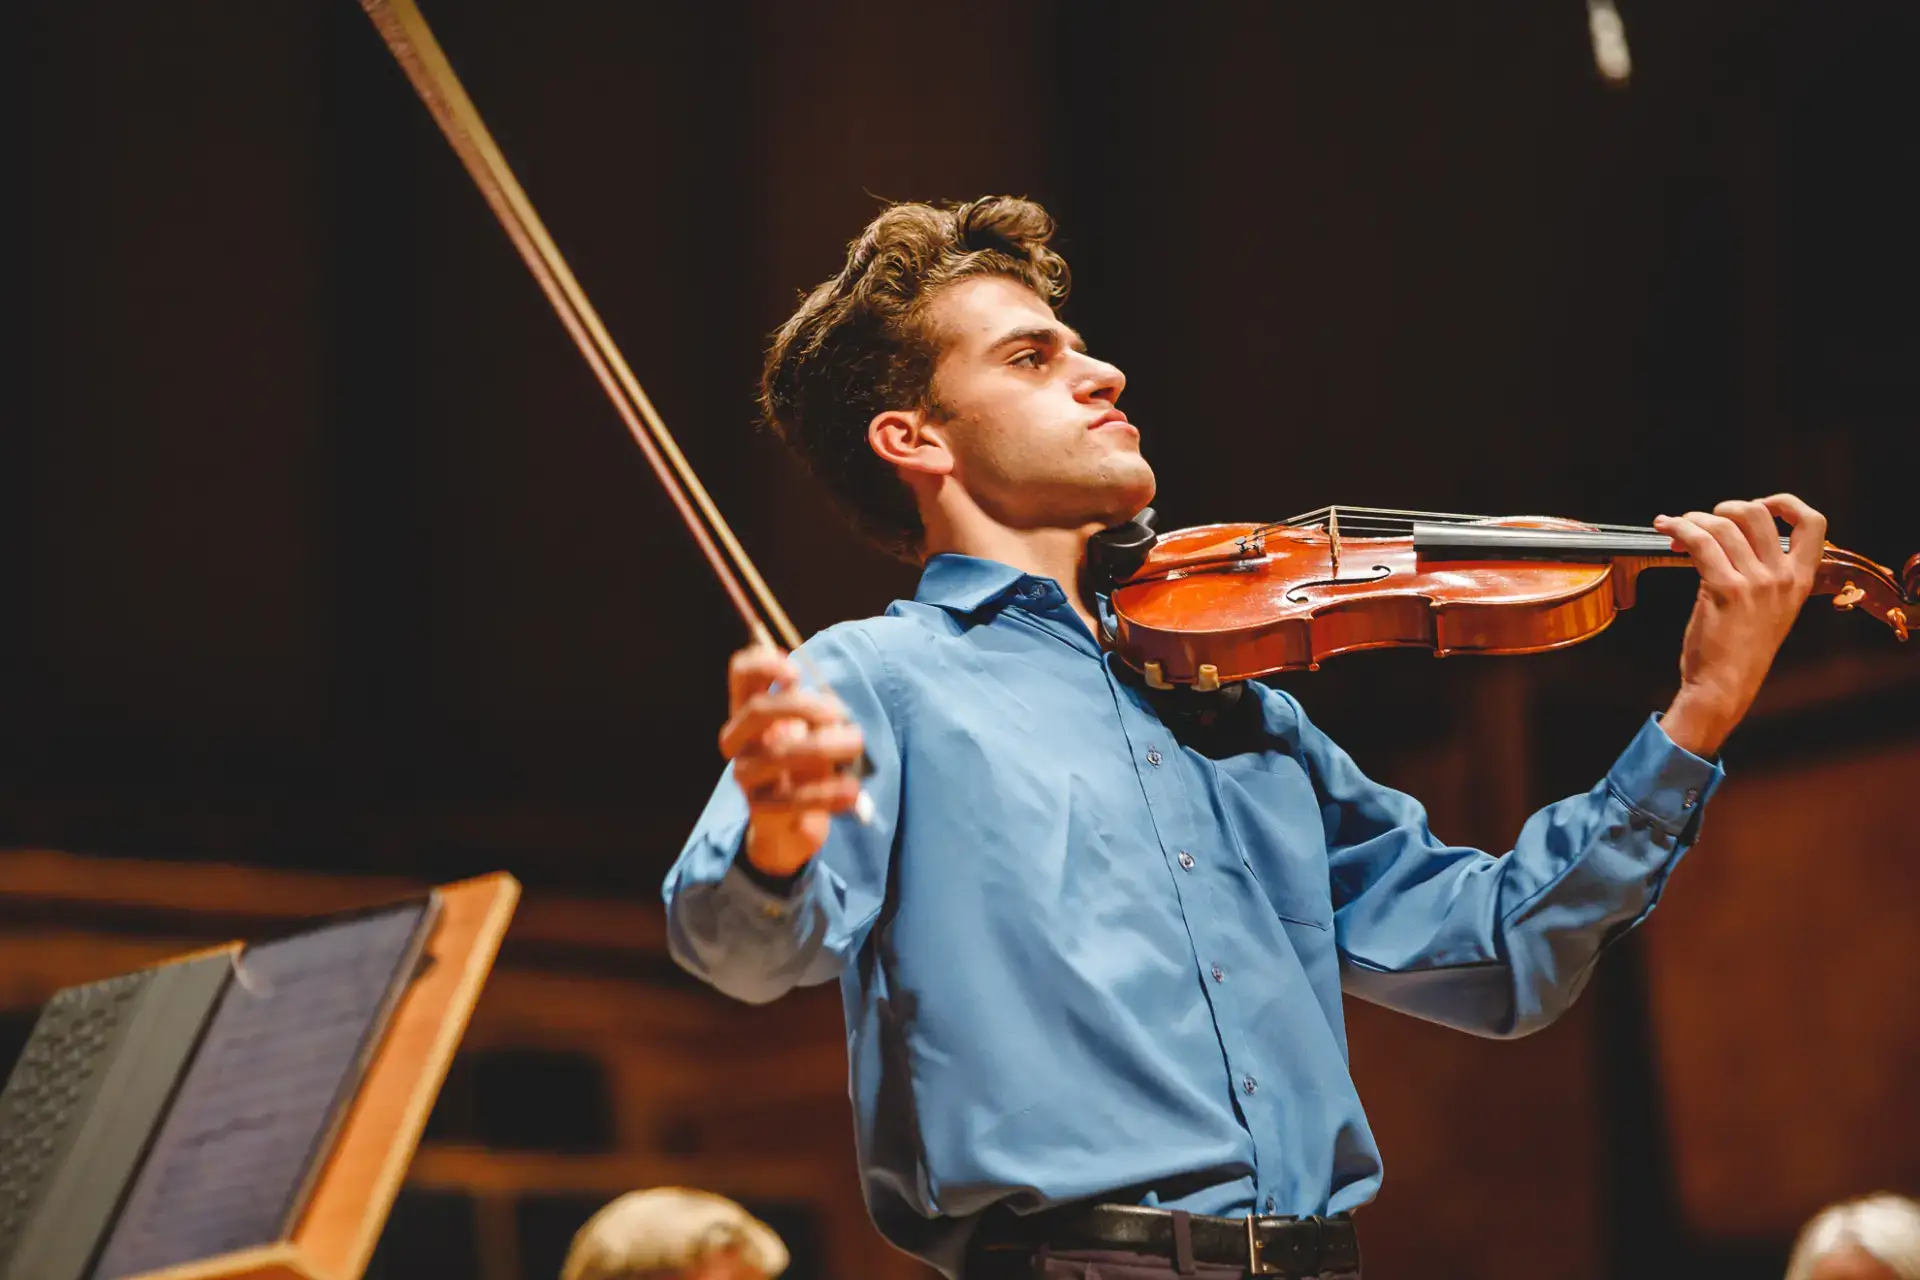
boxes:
[661,196,1826,1280]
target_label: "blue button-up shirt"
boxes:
[664,554,1722,1276]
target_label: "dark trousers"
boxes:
[968,1248,1247,1278]
[966,1245,1362,1279]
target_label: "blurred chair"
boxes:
[560,1187,789,1280]
[1785,1194,1920,1280]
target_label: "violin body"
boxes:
[1109,513,1919,690]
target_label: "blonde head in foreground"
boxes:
[560,1188,789,1280]
[1785,1194,1920,1280]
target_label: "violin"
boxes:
[1106,506,1919,690]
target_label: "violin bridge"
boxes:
[1328,506,1342,579]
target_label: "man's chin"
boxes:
[1030,460,1155,528]
[1106,460,1156,518]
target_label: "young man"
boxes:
[664,197,1825,1279]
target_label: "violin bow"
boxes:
[358,0,800,656]
[361,0,876,821]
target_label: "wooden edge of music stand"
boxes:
[159,942,247,967]
[121,870,522,1280]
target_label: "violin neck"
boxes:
[1412,522,1737,612]
[1410,522,1783,564]
[1402,519,1912,639]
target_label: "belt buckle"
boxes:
[1248,1213,1323,1277]
[1246,1213,1281,1276]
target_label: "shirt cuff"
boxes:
[678,805,816,917]
[721,843,817,923]
[1606,713,1726,838]
[732,842,807,897]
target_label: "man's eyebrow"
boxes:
[987,324,1088,355]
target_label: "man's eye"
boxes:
[1010,350,1043,368]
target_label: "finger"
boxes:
[746,775,863,818]
[728,644,797,715]
[739,771,790,806]
[1759,493,1828,575]
[1686,510,1764,579]
[733,726,866,787]
[718,691,849,759]
[1714,499,1788,571]
[735,753,843,793]
[1654,514,1739,589]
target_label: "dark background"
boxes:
[7,2,1917,1278]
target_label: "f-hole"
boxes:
[1284,564,1393,604]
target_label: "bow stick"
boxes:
[360,0,874,819]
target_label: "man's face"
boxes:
[913,274,1155,531]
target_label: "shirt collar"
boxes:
[913,554,1032,613]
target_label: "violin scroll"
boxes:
[1817,547,1917,642]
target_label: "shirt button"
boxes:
[1682,788,1699,809]
[1264,1195,1277,1213]
[1211,964,1225,983]
[1242,1075,1258,1095]
[1178,851,1195,870]
[760,903,786,921]
[1146,749,1163,766]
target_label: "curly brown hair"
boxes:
[759,196,1070,558]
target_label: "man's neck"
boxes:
[925,522,1106,641]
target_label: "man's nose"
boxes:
[1076,353,1127,403]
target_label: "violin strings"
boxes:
[1263,505,1663,540]
[1262,507,1799,554]
[1353,504,1658,534]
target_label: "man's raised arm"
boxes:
[663,627,900,1005]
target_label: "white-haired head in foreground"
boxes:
[560,1187,790,1280]
[1784,1194,1920,1280]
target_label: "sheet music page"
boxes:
[91,901,432,1279]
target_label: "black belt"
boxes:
[976,1203,1360,1276]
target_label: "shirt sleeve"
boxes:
[661,624,901,1005]
[1280,692,1724,1038]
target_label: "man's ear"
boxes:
[868,407,954,479]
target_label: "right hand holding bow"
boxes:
[722,645,866,877]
